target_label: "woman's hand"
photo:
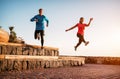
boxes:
[90,18,93,21]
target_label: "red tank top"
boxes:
[77,23,87,35]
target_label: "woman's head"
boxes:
[79,17,84,24]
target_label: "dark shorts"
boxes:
[34,30,44,39]
[77,33,86,43]
[77,33,83,38]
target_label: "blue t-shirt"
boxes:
[31,14,49,30]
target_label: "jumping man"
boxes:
[30,8,49,48]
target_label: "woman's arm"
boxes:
[86,18,93,26]
[65,24,77,32]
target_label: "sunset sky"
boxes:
[0,0,120,57]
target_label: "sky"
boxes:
[0,0,120,57]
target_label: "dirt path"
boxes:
[0,64,120,79]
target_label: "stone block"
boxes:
[0,60,4,71]
[49,60,54,67]
[51,50,55,56]
[57,60,63,67]
[22,61,28,70]
[36,61,41,69]
[40,49,45,56]
[27,60,36,69]
[0,45,1,54]
[7,60,14,71]
[73,61,79,66]
[0,59,7,71]
[41,60,46,68]
[6,45,13,54]
[13,60,22,71]
[22,47,29,55]
[28,47,33,55]
[47,49,50,56]
[45,61,50,68]
[16,46,22,55]
[55,51,59,56]
[44,49,47,56]
[62,60,71,66]
[37,49,43,56]
[52,61,58,67]
[11,46,17,55]
[33,49,37,55]
[1,45,7,54]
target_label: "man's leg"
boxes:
[34,30,40,40]
[40,30,44,48]
[34,30,37,39]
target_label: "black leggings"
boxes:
[34,30,44,46]
[77,33,86,45]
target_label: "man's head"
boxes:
[79,17,84,24]
[39,8,43,15]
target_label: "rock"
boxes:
[13,60,22,71]
[22,61,28,70]
[0,60,8,71]
[0,29,9,43]
[7,60,14,71]
[0,45,1,54]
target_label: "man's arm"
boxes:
[44,16,49,27]
[30,16,38,22]
[65,24,77,32]
[86,18,93,26]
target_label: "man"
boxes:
[66,17,93,51]
[31,8,49,48]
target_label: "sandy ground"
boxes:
[0,64,120,79]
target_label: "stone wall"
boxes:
[85,56,120,65]
[0,59,85,72]
[0,42,59,72]
[0,43,85,72]
[0,43,59,56]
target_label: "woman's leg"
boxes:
[81,35,86,43]
[75,34,82,51]
[82,35,89,46]
[74,34,89,50]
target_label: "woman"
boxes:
[65,17,93,51]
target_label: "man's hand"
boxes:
[46,24,48,27]
[35,19,38,22]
